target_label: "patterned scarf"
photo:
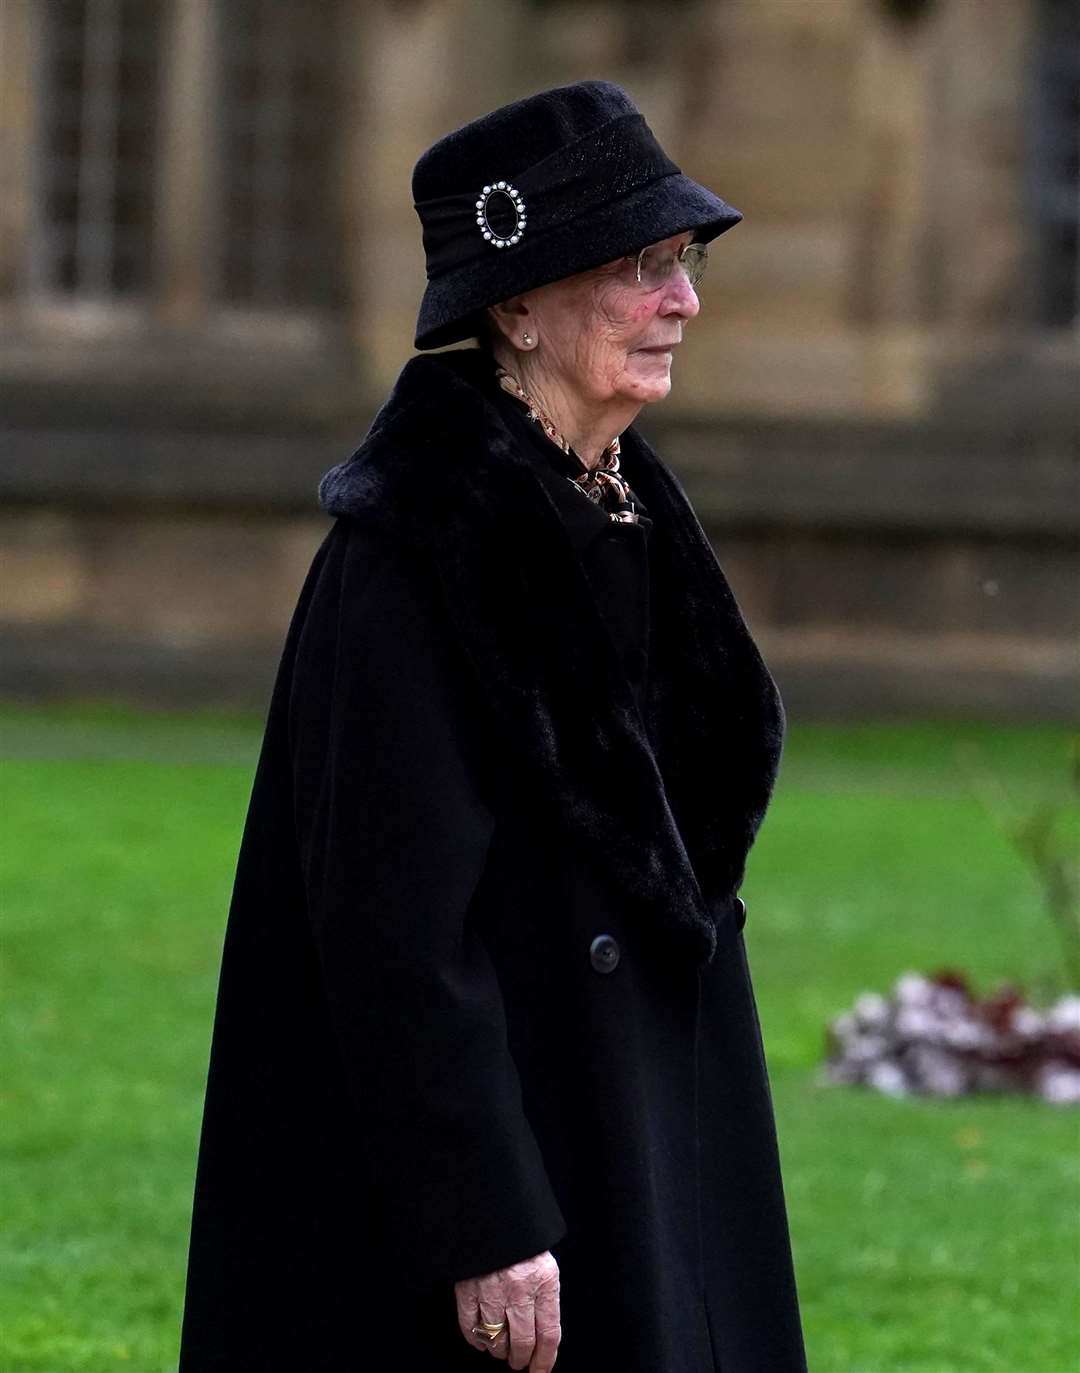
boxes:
[495,365,648,524]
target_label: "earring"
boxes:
[522,331,533,346]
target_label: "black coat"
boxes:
[178,349,808,1372]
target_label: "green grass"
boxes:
[1,707,1078,1371]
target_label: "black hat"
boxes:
[411,79,743,350]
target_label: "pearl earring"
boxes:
[522,332,533,346]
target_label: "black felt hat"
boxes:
[411,79,743,350]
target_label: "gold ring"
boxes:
[471,1320,507,1342]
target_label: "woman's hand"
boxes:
[455,1249,561,1370]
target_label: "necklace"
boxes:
[495,366,644,524]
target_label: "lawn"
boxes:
[1,706,1077,1372]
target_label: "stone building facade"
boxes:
[1,0,1077,716]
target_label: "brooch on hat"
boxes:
[475,182,527,248]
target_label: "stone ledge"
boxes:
[1,624,1075,721]
[3,417,1077,537]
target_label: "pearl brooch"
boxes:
[476,182,527,249]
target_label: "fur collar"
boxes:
[319,349,785,965]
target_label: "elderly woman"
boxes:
[179,81,807,1372]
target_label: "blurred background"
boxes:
[1,2,1078,1370]
[1,0,1077,715]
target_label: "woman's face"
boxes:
[523,230,701,407]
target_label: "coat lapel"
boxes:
[318,349,785,966]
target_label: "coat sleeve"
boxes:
[288,520,567,1289]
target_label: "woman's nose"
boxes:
[660,269,700,319]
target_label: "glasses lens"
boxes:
[636,242,707,291]
[681,242,707,287]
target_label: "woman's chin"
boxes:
[622,353,674,401]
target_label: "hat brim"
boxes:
[414,172,742,351]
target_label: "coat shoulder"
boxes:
[315,349,551,550]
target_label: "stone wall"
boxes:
[1,0,1076,718]
[2,394,1075,719]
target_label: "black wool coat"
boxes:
[178,348,808,1372]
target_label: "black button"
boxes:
[589,934,621,974]
[734,896,747,931]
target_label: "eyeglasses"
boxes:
[633,240,708,292]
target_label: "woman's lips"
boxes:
[636,344,677,354]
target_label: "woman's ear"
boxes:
[487,295,531,347]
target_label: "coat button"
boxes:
[589,933,620,974]
[734,896,747,930]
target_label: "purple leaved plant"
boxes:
[821,968,1080,1104]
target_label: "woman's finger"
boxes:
[455,1285,490,1352]
[476,1290,510,1361]
[529,1270,562,1373]
[504,1291,537,1371]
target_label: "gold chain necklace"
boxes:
[495,366,642,523]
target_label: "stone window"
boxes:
[214,0,344,310]
[30,0,164,300]
[1032,0,1080,328]
[26,0,344,319]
